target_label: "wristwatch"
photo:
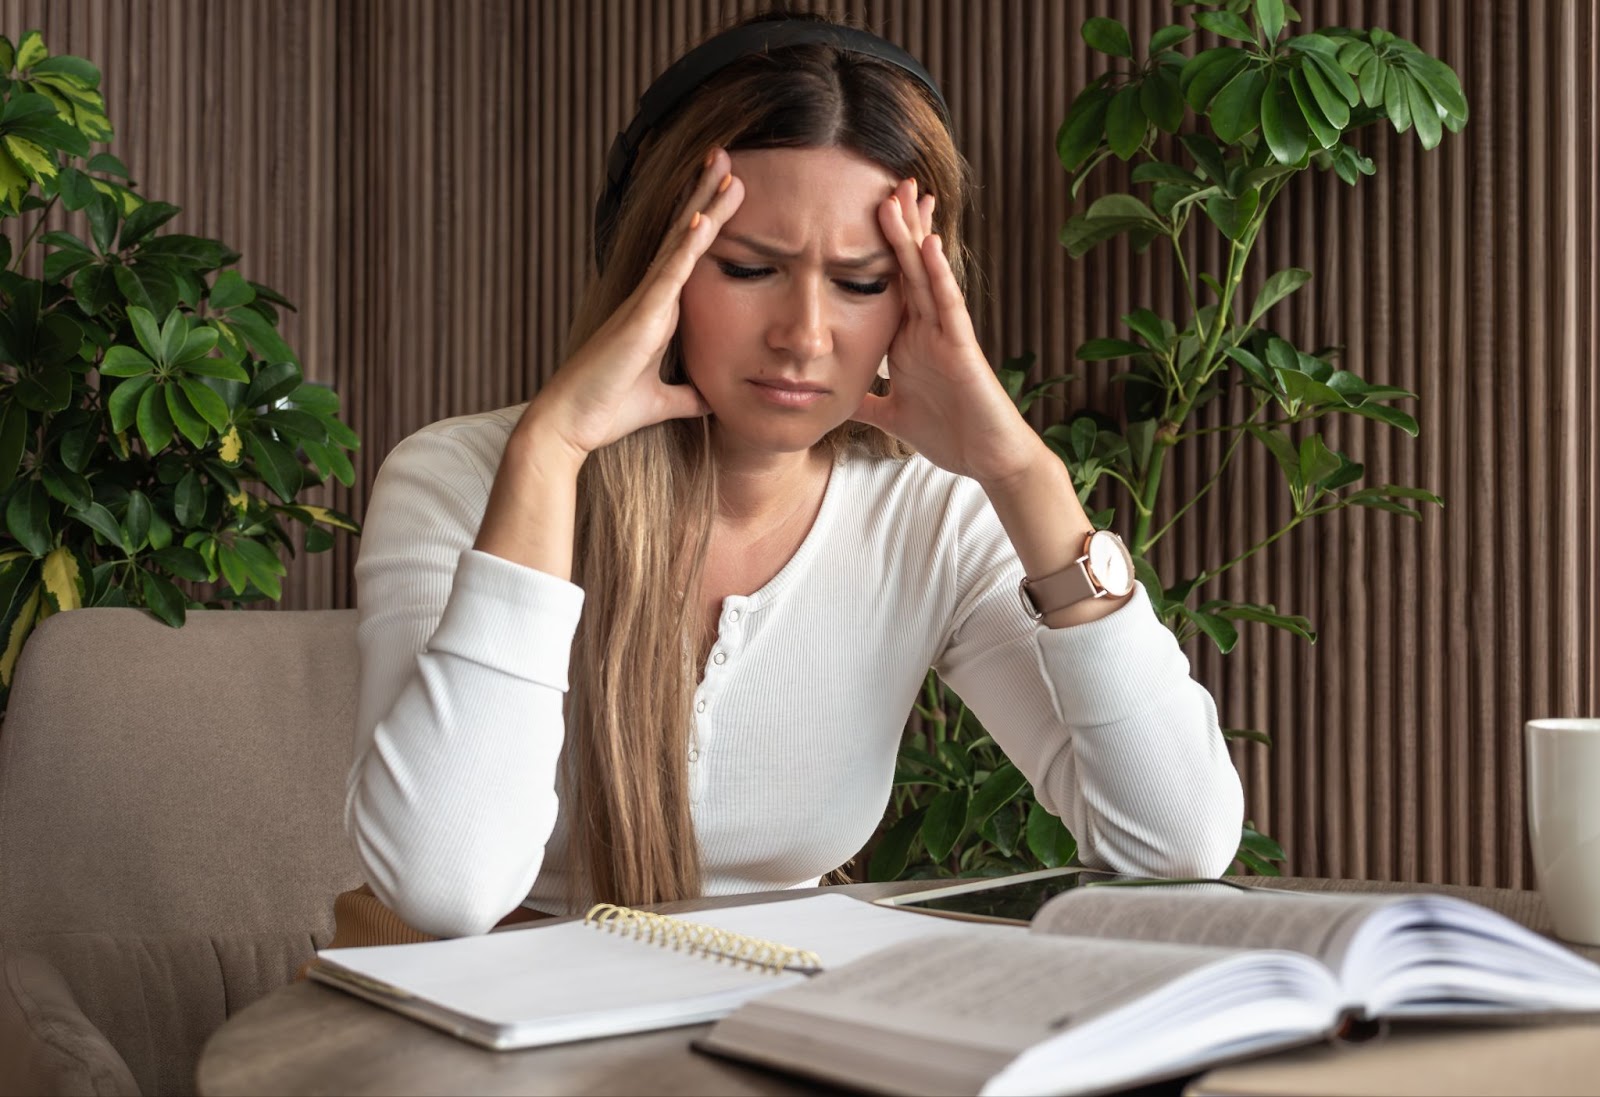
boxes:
[1018,529,1136,620]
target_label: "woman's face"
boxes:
[678,146,905,457]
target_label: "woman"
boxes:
[345,11,1244,939]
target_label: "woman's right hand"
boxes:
[522,147,745,465]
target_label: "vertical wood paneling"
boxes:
[1,1,1592,888]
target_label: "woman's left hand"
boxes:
[849,178,1041,488]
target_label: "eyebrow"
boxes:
[719,233,894,270]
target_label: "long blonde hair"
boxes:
[564,11,976,907]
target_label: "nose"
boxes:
[766,276,832,363]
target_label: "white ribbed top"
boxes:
[345,406,1245,937]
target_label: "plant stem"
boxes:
[1146,395,1268,550]
[9,195,60,273]
[1190,501,1342,594]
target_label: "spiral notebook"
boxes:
[306,892,1019,1050]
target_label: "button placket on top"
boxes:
[690,595,749,804]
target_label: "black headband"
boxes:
[593,19,952,269]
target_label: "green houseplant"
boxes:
[872,0,1465,881]
[0,31,361,710]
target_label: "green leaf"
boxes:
[243,432,302,503]
[247,362,304,407]
[1181,47,1250,113]
[13,364,72,412]
[1139,67,1185,134]
[1299,433,1342,489]
[225,306,298,366]
[126,306,162,360]
[117,200,181,250]
[1204,187,1259,240]
[122,489,152,551]
[1384,65,1413,132]
[175,325,219,364]
[1105,86,1147,160]
[1085,193,1162,226]
[1288,70,1341,150]
[1131,162,1198,185]
[1240,823,1288,862]
[1180,133,1230,187]
[1121,308,1170,352]
[232,536,285,600]
[149,545,209,582]
[126,258,191,312]
[1210,66,1267,144]
[178,376,230,432]
[1305,50,1361,107]
[85,192,118,254]
[868,808,925,882]
[1025,804,1077,868]
[1076,338,1145,361]
[173,469,206,526]
[107,374,153,433]
[216,542,250,595]
[164,383,210,447]
[1405,71,1442,149]
[207,269,255,310]
[179,354,251,382]
[921,788,971,864]
[1224,727,1274,746]
[136,382,174,455]
[0,402,27,493]
[72,263,118,315]
[1081,16,1133,59]
[1404,54,1469,122]
[1193,11,1256,43]
[68,500,127,551]
[1149,25,1193,54]
[99,344,155,377]
[1248,267,1311,325]
[139,568,186,627]
[1187,609,1239,653]
[39,465,90,509]
[11,32,47,73]
[1248,424,1301,488]
[5,480,52,557]
[1358,55,1387,110]
[1255,0,1285,43]
[968,763,1028,830]
[1346,401,1420,436]
[1299,57,1350,129]
[1057,88,1111,173]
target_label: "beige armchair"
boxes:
[0,607,364,1096]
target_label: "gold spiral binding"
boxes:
[582,903,823,975]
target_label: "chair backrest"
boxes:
[0,607,364,940]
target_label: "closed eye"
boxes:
[715,260,890,297]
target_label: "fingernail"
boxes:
[717,174,732,194]
[704,150,716,169]
[690,211,702,230]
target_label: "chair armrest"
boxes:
[0,944,140,1096]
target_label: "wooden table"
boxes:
[196,878,1600,1097]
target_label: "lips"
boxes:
[747,378,830,408]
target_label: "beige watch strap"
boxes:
[1019,555,1098,619]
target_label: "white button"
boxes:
[727,609,740,622]
[695,700,706,713]
[688,748,700,762]
[712,651,726,665]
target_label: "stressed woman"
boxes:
[344,12,1244,940]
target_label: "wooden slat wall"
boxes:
[4,1,1594,887]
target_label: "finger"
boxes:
[648,147,733,270]
[881,189,938,321]
[646,168,744,304]
[918,193,935,237]
[657,378,712,421]
[848,390,895,434]
[923,234,976,341]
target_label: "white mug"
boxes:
[1525,717,1600,946]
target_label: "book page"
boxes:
[733,932,1240,1054]
[1031,883,1396,971]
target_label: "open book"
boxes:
[698,882,1600,1096]
[306,892,1019,1049]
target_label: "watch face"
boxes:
[1086,531,1135,597]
